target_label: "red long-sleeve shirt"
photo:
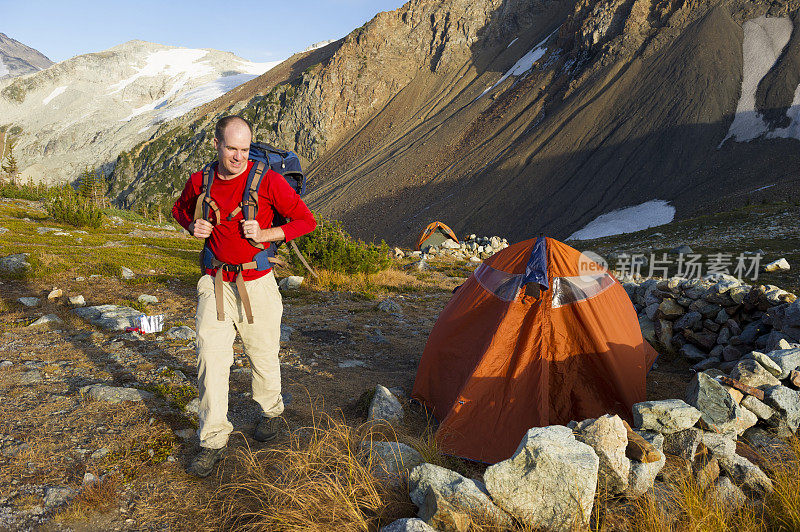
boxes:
[172,161,316,281]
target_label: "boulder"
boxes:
[80,384,153,404]
[380,518,438,532]
[484,426,598,530]
[410,463,510,530]
[740,395,777,421]
[377,298,402,314]
[762,385,800,432]
[280,324,294,343]
[0,253,30,274]
[73,305,143,331]
[680,344,706,362]
[362,441,424,484]
[47,288,63,300]
[717,454,772,496]
[711,476,746,509]
[17,297,39,307]
[279,276,304,290]
[764,258,790,272]
[43,486,74,508]
[675,311,702,331]
[701,432,737,463]
[692,455,720,491]
[742,351,782,377]
[68,295,86,307]
[368,385,403,424]
[662,429,703,461]
[765,348,800,379]
[27,314,63,327]
[120,266,135,280]
[574,415,630,495]
[137,294,158,304]
[658,299,684,319]
[20,369,43,385]
[730,359,781,389]
[685,373,741,435]
[625,431,665,499]
[632,400,701,433]
[167,326,196,340]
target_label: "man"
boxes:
[172,116,316,477]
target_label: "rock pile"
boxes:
[624,274,799,371]
[380,329,800,531]
[415,235,510,262]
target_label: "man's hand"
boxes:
[241,220,285,243]
[188,219,213,239]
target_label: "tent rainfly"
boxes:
[411,236,658,463]
[416,221,459,251]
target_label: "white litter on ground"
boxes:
[567,200,676,241]
[476,29,556,100]
[721,16,793,144]
[42,86,68,105]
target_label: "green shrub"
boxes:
[0,181,56,201]
[46,189,103,228]
[293,216,390,274]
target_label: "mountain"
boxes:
[0,40,278,184]
[109,0,800,244]
[0,33,53,79]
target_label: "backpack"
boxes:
[193,141,316,276]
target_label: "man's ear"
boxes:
[213,137,220,151]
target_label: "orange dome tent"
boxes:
[416,221,459,251]
[411,237,658,464]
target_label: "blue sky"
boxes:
[2,0,408,63]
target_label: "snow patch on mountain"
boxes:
[721,16,799,144]
[477,30,555,100]
[0,57,8,78]
[305,40,336,52]
[567,200,676,241]
[108,49,213,94]
[42,86,67,105]
[154,71,268,122]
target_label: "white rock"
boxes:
[574,415,630,495]
[279,276,304,290]
[441,239,460,249]
[632,399,702,433]
[362,440,424,483]
[764,258,790,272]
[68,295,86,307]
[167,325,196,340]
[73,305,142,331]
[410,463,510,530]
[484,426,599,530]
[368,385,403,424]
[28,314,63,327]
[80,384,153,404]
[120,266,135,280]
[380,518,437,532]
[137,294,158,304]
[17,297,40,307]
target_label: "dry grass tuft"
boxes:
[207,413,414,531]
[57,475,120,521]
[764,436,800,529]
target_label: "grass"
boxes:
[55,475,120,522]
[207,413,414,531]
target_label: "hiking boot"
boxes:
[188,446,227,478]
[254,415,282,442]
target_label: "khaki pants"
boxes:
[195,271,284,449]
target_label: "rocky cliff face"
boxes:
[0,40,276,184]
[112,0,800,244]
[0,33,53,79]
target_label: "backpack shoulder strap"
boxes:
[193,162,220,223]
[241,161,268,249]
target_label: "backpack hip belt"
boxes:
[201,247,286,325]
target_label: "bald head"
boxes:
[213,116,253,178]
[215,115,252,142]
